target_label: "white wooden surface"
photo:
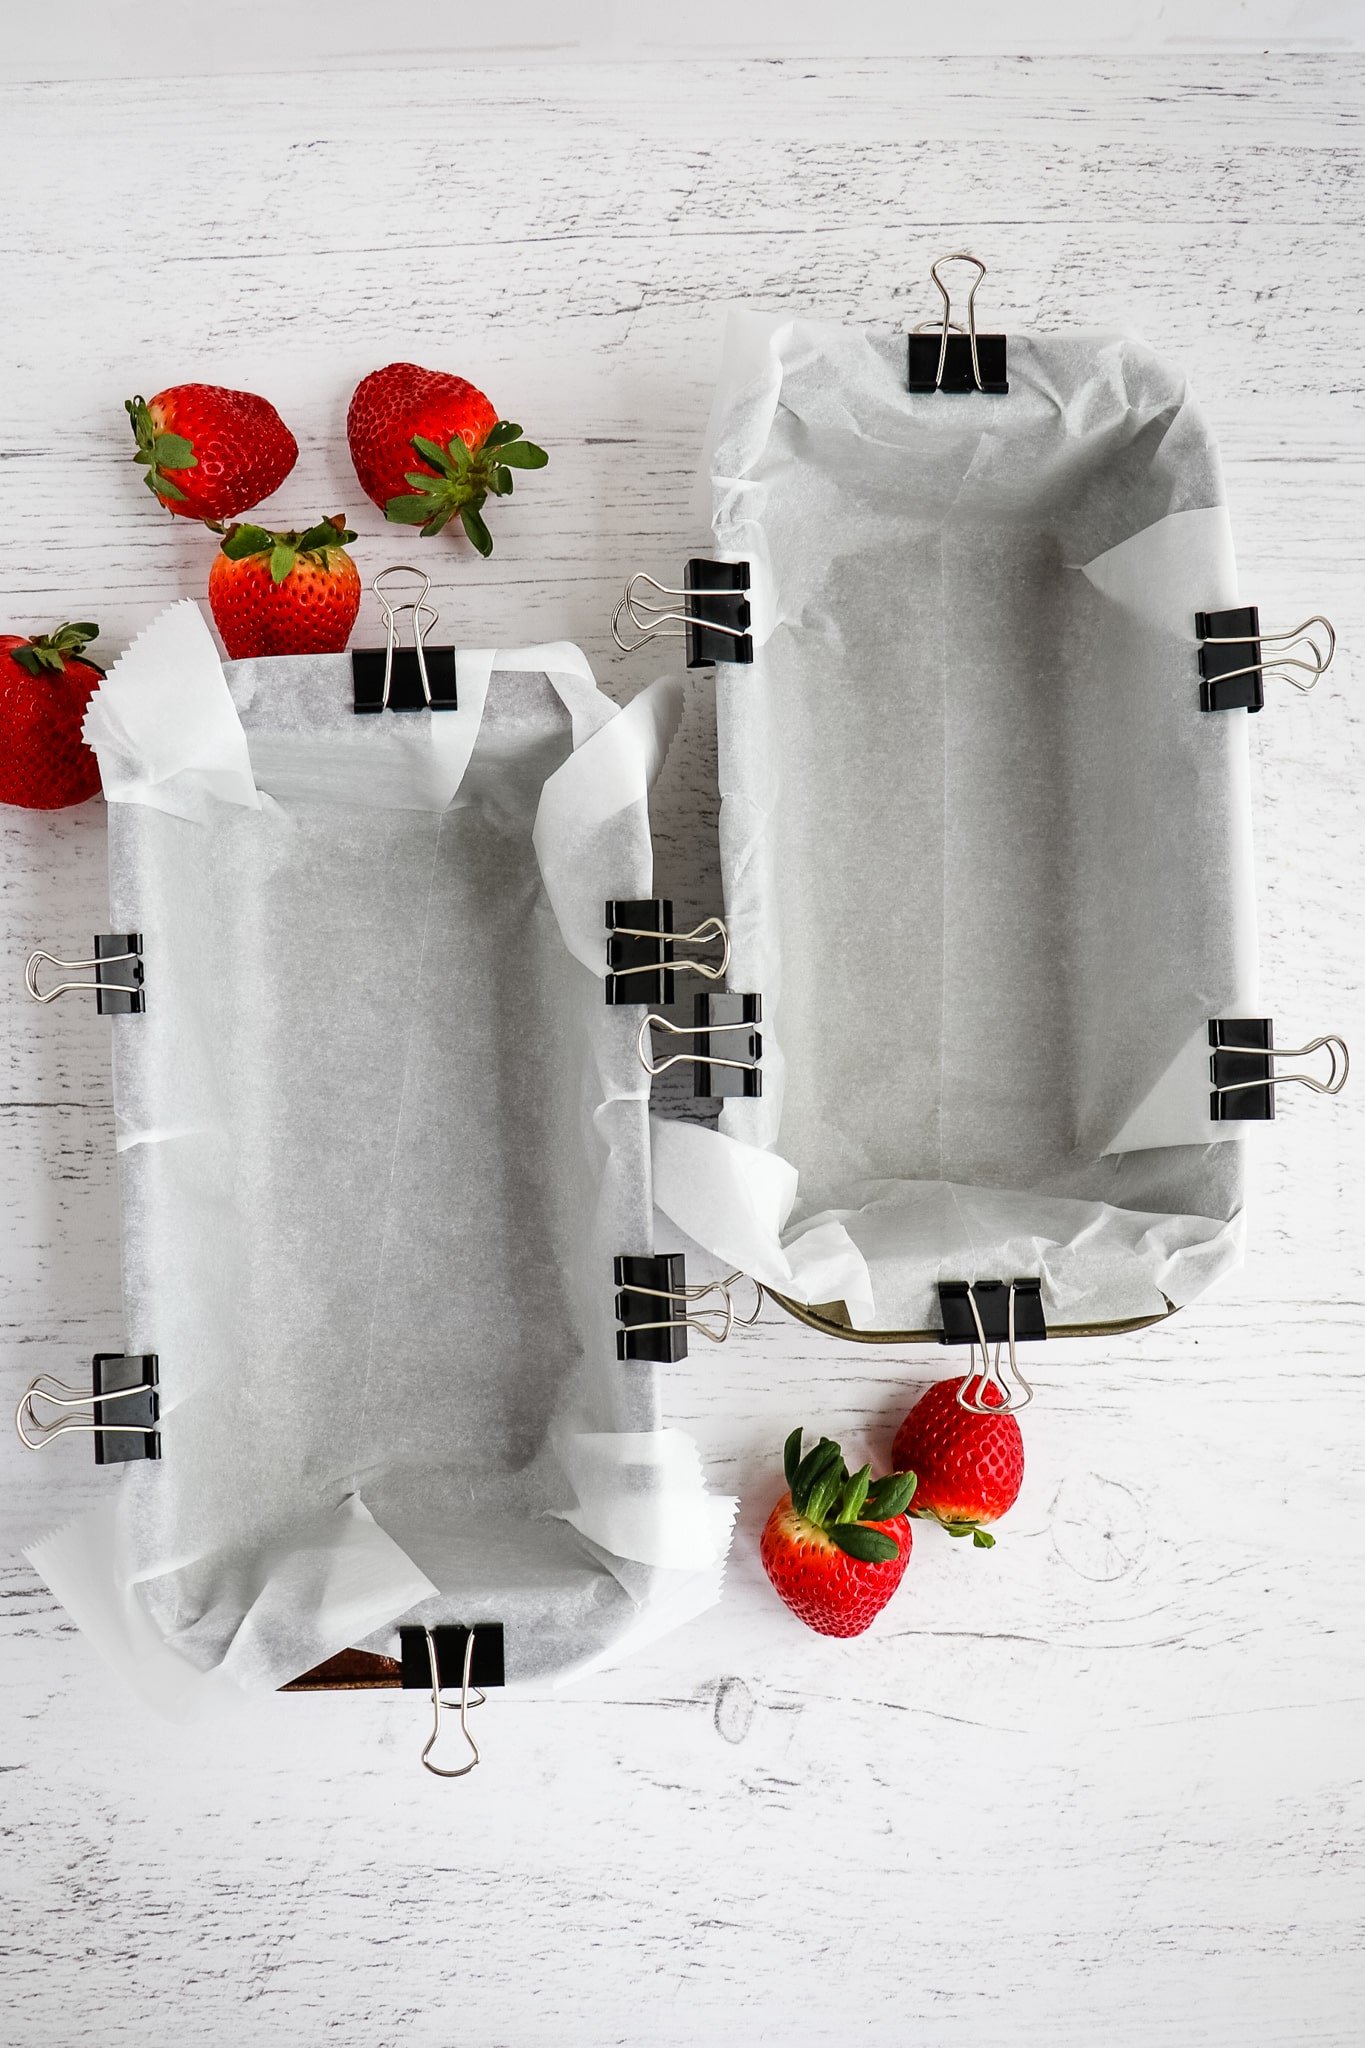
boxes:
[7,0,1364,76]
[1,55,1363,2048]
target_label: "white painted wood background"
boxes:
[1,54,1362,2048]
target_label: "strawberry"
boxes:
[0,623,104,810]
[891,1376,1024,1548]
[346,362,548,556]
[759,1428,917,1638]
[125,384,298,521]
[207,517,361,660]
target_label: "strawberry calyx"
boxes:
[125,394,198,504]
[384,421,549,555]
[782,1427,916,1564]
[217,514,356,585]
[913,1507,997,1550]
[10,622,102,679]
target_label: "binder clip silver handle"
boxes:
[958,1282,1034,1416]
[614,1253,761,1361]
[25,944,141,1006]
[372,565,439,710]
[419,1626,484,1781]
[615,1277,736,1345]
[611,574,682,655]
[610,566,753,667]
[1213,1032,1349,1105]
[1201,615,1335,693]
[610,574,747,656]
[616,1270,762,1347]
[636,1011,758,1078]
[917,252,988,393]
[15,1369,156,1453]
[611,915,730,985]
[713,1271,764,1329]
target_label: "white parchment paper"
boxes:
[34,611,736,1712]
[655,316,1254,1334]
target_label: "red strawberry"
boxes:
[891,1376,1024,1548]
[125,384,298,521]
[759,1428,916,1638]
[0,623,104,810]
[207,517,361,660]
[346,362,548,556]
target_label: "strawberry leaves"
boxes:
[11,622,102,679]
[460,505,493,556]
[219,522,275,560]
[865,1472,917,1520]
[828,1523,901,1564]
[783,1428,916,1566]
[487,425,548,468]
[125,395,198,504]
[218,515,356,583]
[916,1508,997,1549]
[836,1464,872,1523]
[384,421,549,554]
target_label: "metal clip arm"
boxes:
[373,565,437,710]
[420,1626,485,1780]
[957,1283,1034,1416]
[25,945,141,1006]
[608,915,731,986]
[15,1370,156,1452]
[615,1268,762,1352]
[636,1011,757,1077]
[1200,615,1335,694]
[926,251,986,392]
[1213,1031,1349,1104]
[611,572,751,657]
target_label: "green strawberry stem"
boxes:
[913,1507,997,1549]
[11,622,102,679]
[218,515,356,583]
[125,395,197,502]
[781,1427,916,1564]
[384,421,549,554]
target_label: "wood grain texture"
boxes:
[0,52,1362,2048]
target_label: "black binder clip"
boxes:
[637,992,763,1097]
[938,1281,1044,1415]
[24,934,144,1014]
[15,1353,160,1462]
[399,1625,504,1781]
[1195,608,1334,712]
[400,1625,505,1691]
[613,1254,749,1362]
[1208,1019,1349,1120]
[908,253,1009,394]
[611,561,753,667]
[605,900,730,1005]
[352,566,458,712]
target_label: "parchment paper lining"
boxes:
[35,620,735,1712]
[657,318,1253,1333]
